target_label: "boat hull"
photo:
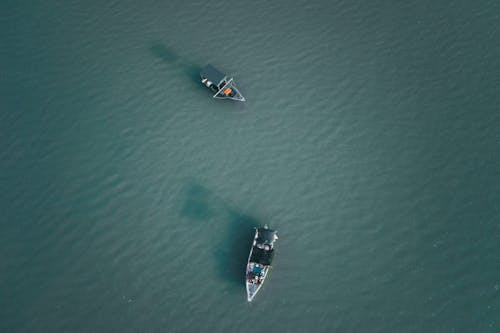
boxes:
[200,64,246,102]
[246,264,269,302]
[245,226,277,302]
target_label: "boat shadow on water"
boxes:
[180,181,260,286]
[220,210,259,286]
[149,43,201,88]
[180,183,215,221]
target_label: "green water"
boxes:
[1,1,498,332]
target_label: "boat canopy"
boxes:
[200,64,226,87]
[250,247,274,266]
[257,228,277,245]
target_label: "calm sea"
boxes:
[1,1,498,332]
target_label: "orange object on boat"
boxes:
[223,88,233,95]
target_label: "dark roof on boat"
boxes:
[256,228,277,245]
[200,64,226,85]
[250,247,274,266]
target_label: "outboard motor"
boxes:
[202,78,213,88]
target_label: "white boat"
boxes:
[200,64,246,102]
[246,225,278,302]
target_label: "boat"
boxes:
[200,64,246,102]
[246,225,278,302]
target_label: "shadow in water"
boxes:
[181,183,214,221]
[181,181,260,285]
[218,209,259,286]
[150,44,180,63]
[149,43,201,87]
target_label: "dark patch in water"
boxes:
[149,43,201,87]
[181,183,214,220]
[150,44,180,63]
[216,209,259,286]
[180,181,259,285]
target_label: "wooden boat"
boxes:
[246,225,278,301]
[200,64,245,101]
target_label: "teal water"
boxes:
[1,1,499,332]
